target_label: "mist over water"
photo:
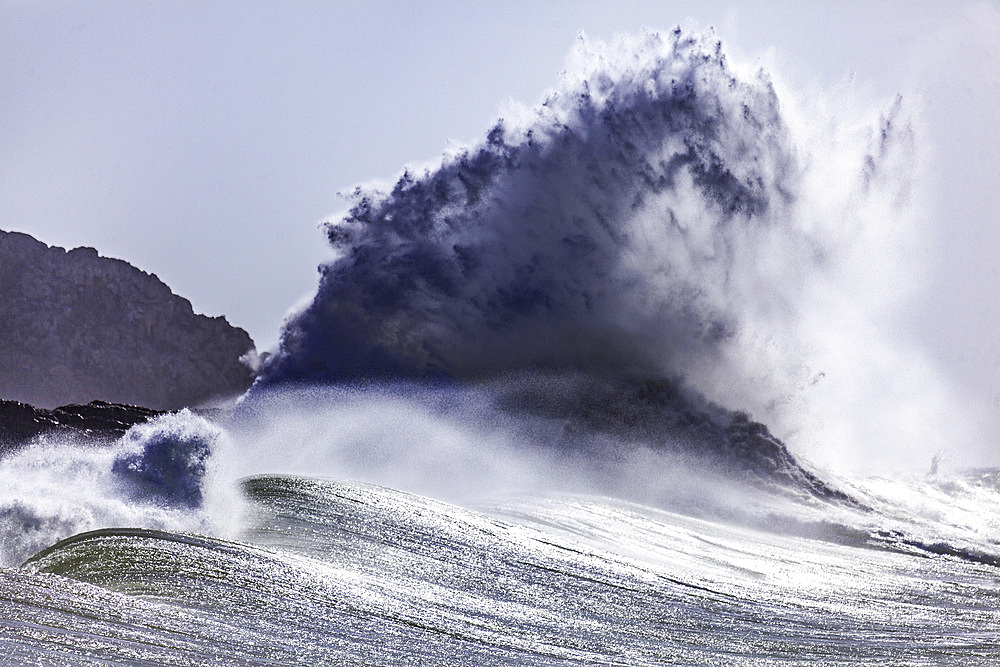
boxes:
[225,382,763,507]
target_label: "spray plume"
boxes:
[259,27,954,473]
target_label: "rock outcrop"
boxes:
[0,399,165,456]
[0,230,255,409]
[493,373,859,505]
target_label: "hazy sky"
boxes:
[3,2,998,382]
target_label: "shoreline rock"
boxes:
[0,399,166,456]
[0,230,256,409]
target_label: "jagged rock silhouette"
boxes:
[0,230,255,409]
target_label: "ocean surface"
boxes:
[2,389,999,665]
[3,28,999,664]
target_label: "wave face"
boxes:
[7,474,1000,665]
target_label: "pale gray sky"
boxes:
[2,1,998,408]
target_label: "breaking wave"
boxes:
[0,411,232,566]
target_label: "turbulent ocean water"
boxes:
[3,29,1000,664]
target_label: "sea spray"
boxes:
[113,411,215,507]
[226,381,849,512]
[261,28,800,385]
[0,410,230,566]
[257,28,960,473]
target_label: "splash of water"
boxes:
[0,410,233,566]
[258,28,958,472]
[263,29,798,384]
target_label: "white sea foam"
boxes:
[0,410,235,566]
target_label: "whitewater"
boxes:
[3,28,1000,664]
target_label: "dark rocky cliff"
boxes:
[0,230,255,409]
